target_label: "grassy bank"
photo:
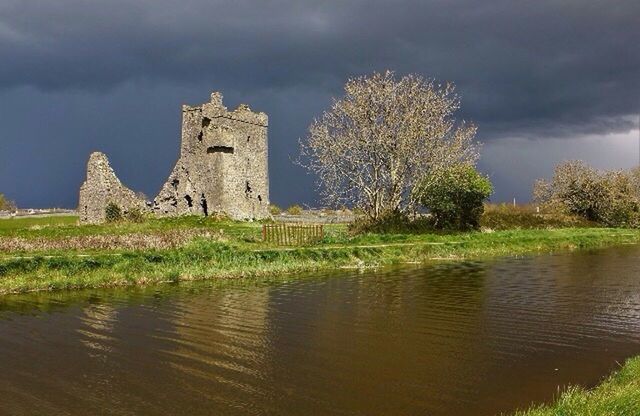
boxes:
[512,356,640,415]
[1,215,640,295]
[0,214,78,232]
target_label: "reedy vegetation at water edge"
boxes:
[511,356,640,416]
[1,215,640,295]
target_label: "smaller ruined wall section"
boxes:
[78,152,148,224]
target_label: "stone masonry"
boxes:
[78,91,270,223]
[78,152,148,223]
[154,92,270,220]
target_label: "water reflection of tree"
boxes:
[476,247,640,415]
[261,264,490,415]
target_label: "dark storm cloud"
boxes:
[0,0,638,208]
[1,0,638,137]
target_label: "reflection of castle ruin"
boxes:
[78,92,270,223]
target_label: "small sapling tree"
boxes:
[0,194,17,212]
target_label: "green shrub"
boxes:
[125,207,146,223]
[348,210,433,235]
[286,204,303,215]
[269,204,282,215]
[534,161,640,228]
[105,203,123,223]
[414,165,493,230]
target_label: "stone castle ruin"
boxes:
[79,92,270,223]
[79,152,148,224]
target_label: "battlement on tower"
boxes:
[182,92,268,127]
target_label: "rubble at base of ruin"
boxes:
[78,91,270,224]
[78,152,149,224]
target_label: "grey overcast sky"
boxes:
[0,0,638,208]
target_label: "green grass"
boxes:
[511,356,640,415]
[0,215,262,240]
[1,215,640,295]
[0,215,79,232]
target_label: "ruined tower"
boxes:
[154,92,269,220]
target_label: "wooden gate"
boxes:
[262,224,324,246]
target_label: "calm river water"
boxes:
[1,245,640,415]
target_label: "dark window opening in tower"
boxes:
[200,194,209,216]
[245,181,252,194]
[202,117,211,128]
[197,131,203,142]
[184,195,193,208]
[207,146,234,154]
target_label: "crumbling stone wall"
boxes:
[78,152,148,223]
[78,91,270,224]
[154,92,270,220]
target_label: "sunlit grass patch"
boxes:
[0,215,79,231]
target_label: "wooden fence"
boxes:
[262,224,324,246]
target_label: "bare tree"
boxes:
[299,71,479,219]
[533,160,603,219]
[534,160,640,227]
[0,193,17,212]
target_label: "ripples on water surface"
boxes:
[1,246,640,415]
